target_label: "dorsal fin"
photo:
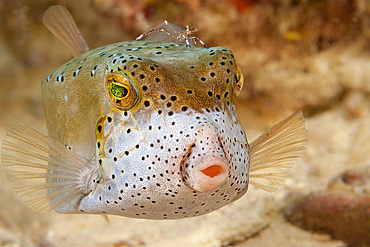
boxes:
[43,5,89,57]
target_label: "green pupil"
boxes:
[235,72,240,83]
[111,83,128,99]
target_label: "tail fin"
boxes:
[1,125,98,213]
[43,5,89,57]
[249,111,308,192]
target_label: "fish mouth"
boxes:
[180,132,229,192]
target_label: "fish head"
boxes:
[89,42,249,218]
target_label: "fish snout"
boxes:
[180,125,229,192]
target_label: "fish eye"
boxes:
[110,83,129,99]
[233,65,244,98]
[105,72,139,110]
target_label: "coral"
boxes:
[284,167,370,246]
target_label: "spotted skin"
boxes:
[41,41,249,219]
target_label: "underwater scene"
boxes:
[0,0,369,246]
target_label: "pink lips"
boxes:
[180,123,229,192]
[190,156,229,192]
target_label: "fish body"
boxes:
[43,41,249,218]
[1,6,307,220]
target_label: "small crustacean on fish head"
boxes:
[1,5,308,220]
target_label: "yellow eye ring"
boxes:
[233,65,244,98]
[105,72,139,110]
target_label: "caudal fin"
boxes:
[249,111,308,192]
[1,125,98,213]
[43,5,89,57]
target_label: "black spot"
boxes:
[150,66,155,71]
[140,74,145,79]
[97,125,102,133]
[201,77,206,82]
[112,174,115,179]
[142,85,148,91]
[181,106,188,111]
[144,100,150,107]
[209,62,214,66]
[131,72,135,76]
[133,64,138,68]
[187,90,193,94]
[208,91,213,97]
[170,96,177,101]
[167,102,172,107]
[107,116,112,122]
[160,95,166,100]
[156,78,160,82]
[168,111,174,116]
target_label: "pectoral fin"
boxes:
[249,111,308,192]
[1,125,99,213]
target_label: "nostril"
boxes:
[201,165,224,178]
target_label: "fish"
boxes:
[0,5,308,219]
